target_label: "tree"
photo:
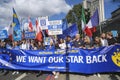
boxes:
[65,3,90,34]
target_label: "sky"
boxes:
[0,0,120,29]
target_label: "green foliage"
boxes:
[66,4,90,34]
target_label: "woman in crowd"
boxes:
[82,36,93,49]
[37,41,45,50]
[12,41,20,75]
[106,32,117,45]
[52,40,60,79]
[52,38,67,79]
[55,42,60,49]
[5,40,12,49]
[29,40,37,50]
[44,39,59,78]
[0,41,6,49]
[12,41,20,50]
[100,33,108,46]
[0,40,10,75]
[20,39,27,50]
[93,37,102,48]
[58,38,66,49]
[46,40,55,51]
[93,37,102,77]
[66,36,73,49]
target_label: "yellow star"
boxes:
[12,23,16,27]
[13,14,18,18]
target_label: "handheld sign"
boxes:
[111,30,118,37]
[0,30,8,39]
[39,16,49,30]
[25,32,36,39]
[48,20,62,35]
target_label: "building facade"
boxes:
[102,7,120,33]
[83,0,105,23]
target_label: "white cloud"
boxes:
[0,0,71,27]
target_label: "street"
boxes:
[0,71,120,80]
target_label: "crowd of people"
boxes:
[0,31,120,78]
[0,32,119,50]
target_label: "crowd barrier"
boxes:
[0,45,120,74]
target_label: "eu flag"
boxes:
[64,23,79,38]
[58,23,79,39]
[12,8,20,28]
[12,8,21,41]
[62,19,68,31]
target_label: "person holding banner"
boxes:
[92,36,103,77]
[66,36,73,49]
[0,40,6,49]
[117,33,120,43]
[36,41,45,50]
[58,38,66,49]
[100,33,108,46]
[0,40,10,75]
[45,40,55,50]
[12,41,20,50]
[6,40,12,49]
[29,40,37,50]
[72,34,83,48]
[82,36,93,49]
[45,39,59,78]
[20,39,27,50]
[93,37,102,48]
[106,32,117,45]
[12,41,20,75]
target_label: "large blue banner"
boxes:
[0,45,120,74]
[0,30,8,39]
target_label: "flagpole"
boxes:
[20,17,24,31]
[100,21,104,34]
[100,23,102,34]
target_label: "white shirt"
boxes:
[20,43,27,50]
[100,38,108,46]
[59,43,66,49]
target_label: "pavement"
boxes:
[0,70,120,80]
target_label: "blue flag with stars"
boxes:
[62,19,68,31]
[58,23,79,39]
[12,8,21,41]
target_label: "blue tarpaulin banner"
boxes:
[0,30,8,39]
[25,32,36,39]
[0,45,120,74]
